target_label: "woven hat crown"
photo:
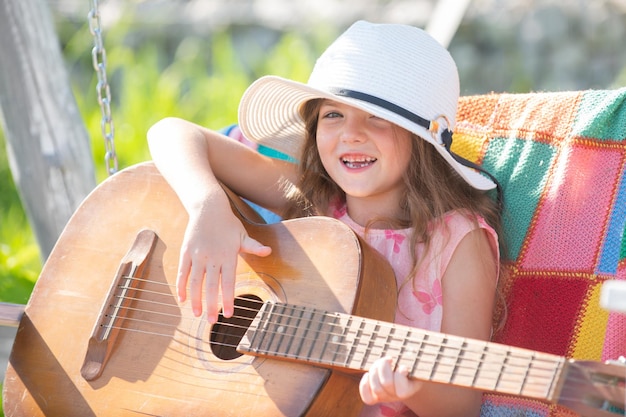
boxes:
[308,21,460,129]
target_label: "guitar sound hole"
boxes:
[210,294,262,360]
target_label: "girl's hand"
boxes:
[359,357,424,405]
[176,205,271,323]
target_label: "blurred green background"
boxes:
[0,6,333,306]
[0,1,625,413]
[2,0,626,306]
[0,6,330,412]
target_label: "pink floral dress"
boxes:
[329,201,500,417]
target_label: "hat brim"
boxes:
[238,75,496,191]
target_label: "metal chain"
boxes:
[88,0,118,175]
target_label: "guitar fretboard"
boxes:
[238,302,566,401]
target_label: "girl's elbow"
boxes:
[147,117,185,144]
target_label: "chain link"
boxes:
[88,0,118,175]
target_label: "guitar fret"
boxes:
[379,324,394,358]
[383,326,395,359]
[305,308,326,360]
[245,301,273,354]
[411,333,448,381]
[293,305,321,361]
[292,306,314,358]
[332,315,351,366]
[453,341,484,387]
[346,318,367,371]
[430,337,447,381]
[239,302,567,404]
[449,340,464,383]
[283,304,306,357]
[471,345,559,396]
[316,312,339,364]
[398,328,424,377]
[263,302,283,354]
[519,351,534,394]
[441,337,460,383]
[456,341,478,385]
[500,350,534,395]
[492,348,509,391]
[473,342,489,388]
[393,328,413,371]
[409,333,427,378]
[474,344,508,391]
[360,322,380,370]
[269,303,289,356]
[436,337,463,384]
[276,306,352,366]
[518,352,563,398]
[543,355,565,400]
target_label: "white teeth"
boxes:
[342,156,377,168]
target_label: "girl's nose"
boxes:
[340,118,366,143]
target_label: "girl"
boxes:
[148,20,502,417]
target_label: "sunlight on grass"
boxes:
[0,133,41,305]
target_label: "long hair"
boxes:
[282,99,507,330]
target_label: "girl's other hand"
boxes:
[359,357,424,405]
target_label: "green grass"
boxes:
[0,133,41,305]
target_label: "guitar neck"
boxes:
[238,301,567,402]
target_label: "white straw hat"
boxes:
[238,20,497,190]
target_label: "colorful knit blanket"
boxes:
[454,88,626,416]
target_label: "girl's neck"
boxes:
[345,195,409,229]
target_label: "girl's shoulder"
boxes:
[440,210,495,235]
[436,210,499,250]
[434,210,500,274]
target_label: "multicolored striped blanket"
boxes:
[454,88,626,416]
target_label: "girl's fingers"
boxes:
[219,258,237,319]
[204,263,221,323]
[176,254,191,303]
[240,236,272,257]
[360,358,416,405]
[359,371,376,405]
[189,261,207,317]
[177,230,271,323]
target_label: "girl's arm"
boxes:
[359,228,497,417]
[147,117,297,323]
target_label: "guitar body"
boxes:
[2,162,397,417]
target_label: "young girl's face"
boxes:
[316,100,413,217]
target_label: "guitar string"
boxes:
[105,289,573,392]
[103,312,625,405]
[107,281,625,398]
[96,318,626,409]
[68,270,625,410]
[111,284,568,375]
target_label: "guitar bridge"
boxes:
[80,229,158,381]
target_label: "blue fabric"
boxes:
[219,124,283,224]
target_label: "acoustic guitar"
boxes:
[1,162,624,416]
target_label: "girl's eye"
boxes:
[321,111,342,119]
[370,115,392,127]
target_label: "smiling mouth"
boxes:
[342,156,377,169]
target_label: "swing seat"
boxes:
[453,88,626,416]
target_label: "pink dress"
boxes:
[329,202,500,417]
